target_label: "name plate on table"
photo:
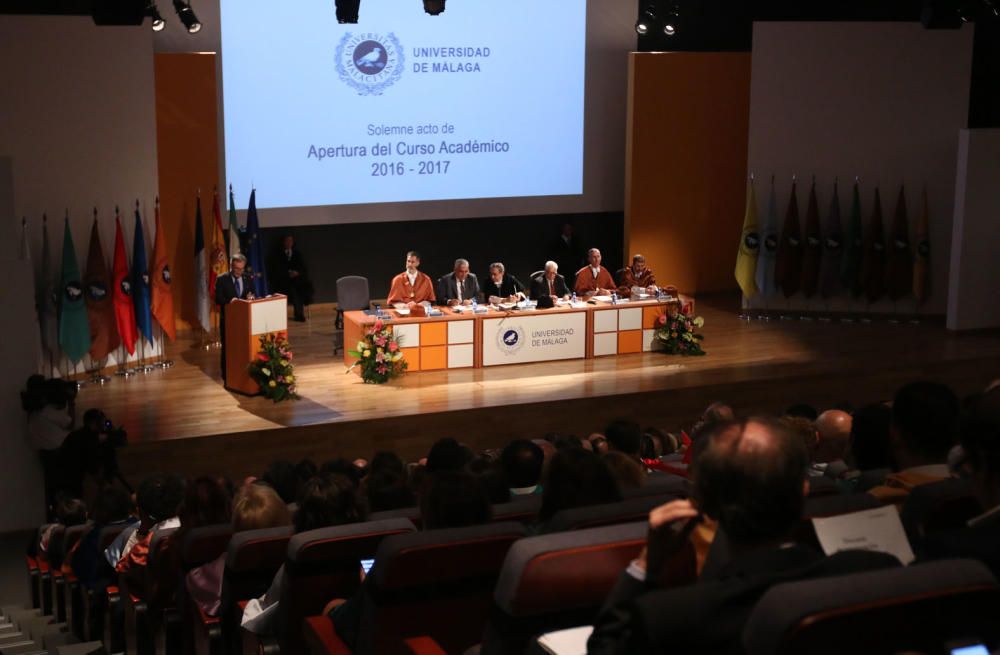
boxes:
[482,311,586,366]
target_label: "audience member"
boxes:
[587,418,900,654]
[869,382,960,505]
[603,451,645,491]
[551,434,584,451]
[59,408,126,498]
[425,438,473,474]
[261,460,299,505]
[364,469,416,513]
[175,476,233,543]
[116,473,184,599]
[420,471,492,530]
[501,440,545,497]
[604,420,642,460]
[813,409,852,477]
[781,416,819,460]
[538,449,621,526]
[38,495,88,554]
[848,403,894,474]
[588,434,609,454]
[70,486,136,592]
[466,455,510,505]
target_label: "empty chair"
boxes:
[335,276,371,330]
[482,521,693,655]
[541,494,680,533]
[742,559,1000,655]
[900,477,983,542]
[305,521,526,655]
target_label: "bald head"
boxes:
[815,410,852,463]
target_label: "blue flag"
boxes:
[132,204,153,345]
[245,189,268,297]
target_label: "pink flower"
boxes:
[375,336,387,347]
[373,319,384,331]
[376,352,385,363]
[388,342,399,353]
[257,353,269,362]
[657,314,667,326]
[286,352,294,361]
[671,322,678,330]
[377,365,388,375]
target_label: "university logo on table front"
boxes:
[336,32,404,96]
[497,325,525,356]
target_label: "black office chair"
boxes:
[335,275,371,353]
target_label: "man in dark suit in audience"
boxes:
[587,417,900,655]
[215,254,255,384]
[437,258,482,307]
[268,235,313,322]
[529,261,570,301]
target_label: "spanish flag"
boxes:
[734,177,759,299]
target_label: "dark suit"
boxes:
[587,544,900,655]
[215,272,254,383]
[481,274,525,302]
[268,247,313,321]
[529,273,570,300]
[916,510,1000,578]
[437,272,482,305]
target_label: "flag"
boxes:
[83,212,119,361]
[913,186,931,304]
[210,188,229,304]
[819,181,843,299]
[886,186,912,301]
[58,217,91,363]
[754,177,779,297]
[150,200,177,341]
[775,180,802,298]
[800,180,822,298]
[840,181,864,297]
[132,203,153,346]
[861,187,886,303]
[194,195,211,332]
[245,189,268,297]
[38,215,59,359]
[228,185,241,260]
[734,177,759,299]
[113,210,138,355]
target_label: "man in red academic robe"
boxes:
[574,248,616,297]
[387,251,436,307]
[617,253,658,298]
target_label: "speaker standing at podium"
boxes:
[215,254,255,383]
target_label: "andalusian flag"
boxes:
[755,177,780,297]
[886,186,912,301]
[840,181,864,297]
[58,216,91,363]
[151,199,177,341]
[83,211,119,360]
[913,186,930,304]
[194,195,211,333]
[227,185,241,260]
[734,177,759,299]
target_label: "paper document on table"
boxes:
[570,302,588,309]
[537,626,594,655]
[811,506,915,564]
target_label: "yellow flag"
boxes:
[735,177,760,298]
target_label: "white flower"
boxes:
[262,367,271,376]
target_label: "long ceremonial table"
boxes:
[342,295,695,371]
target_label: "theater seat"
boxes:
[481,521,692,655]
[742,559,1000,655]
[117,526,179,655]
[621,472,689,500]
[263,518,417,654]
[491,496,542,524]
[900,477,983,542]
[177,523,234,655]
[541,494,680,533]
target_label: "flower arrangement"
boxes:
[654,308,706,356]
[347,319,407,384]
[248,333,299,401]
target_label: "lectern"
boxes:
[224,295,288,394]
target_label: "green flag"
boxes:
[840,181,864,297]
[58,217,92,363]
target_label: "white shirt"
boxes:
[590,266,600,278]
[406,270,417,287]
[456,277,463,302]
[27,405,73,450]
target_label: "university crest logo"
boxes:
[335,32,404,96]
[497,325,525,355]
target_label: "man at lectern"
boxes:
[387,251,436,308]
[215,254,255,382]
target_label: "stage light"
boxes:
[663,21,676,35]
[424,0,446,15]
[635,6,656,35]
[663,4,680,36]
[172,0,201,33]
[148,2,165,31]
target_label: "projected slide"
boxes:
[220,1,587,209]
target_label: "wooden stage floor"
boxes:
[81,296,1000,484]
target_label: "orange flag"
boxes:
[209,188,228,309]
[84,210,120,360]
[150,199,177,341]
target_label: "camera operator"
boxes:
[60,409,128,498]
[22,376,77,513]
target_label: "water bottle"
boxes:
[374,303,381,317]
[611,291,618,305]
[571,292,577,304]
[471,297,478,312]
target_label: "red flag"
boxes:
[209,188,229,307]
[150,200,177,341]
[84,212,120,360]
[886,186,912,301]
[800,180,822,298]
[112,210,138,355]
[775,181,803,298]
[862,187,886,303]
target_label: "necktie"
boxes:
[549,279,554,296]
[457,279,463,302]
[235,276,242,298]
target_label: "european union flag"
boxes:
[245,189,269,297]
[132,203,153,345]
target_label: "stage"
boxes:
[74,295,1000,485]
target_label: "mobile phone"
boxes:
[948,643,990,655]
[360,558,375,575]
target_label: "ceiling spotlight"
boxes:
[173,0,201,34]
[663,21,676,35]
[423,0,446,15]
[635,6,656,35]
[148,2,165,31]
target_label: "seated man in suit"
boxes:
[616,253,658,298]
[387,251,436,308]
[215,254,255,383]
[437,258,481,307]
[574,247,616,297]
[588,416,900,655]
[529,260,570,301]
[482,262,525,305]
[268,235,313,322]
